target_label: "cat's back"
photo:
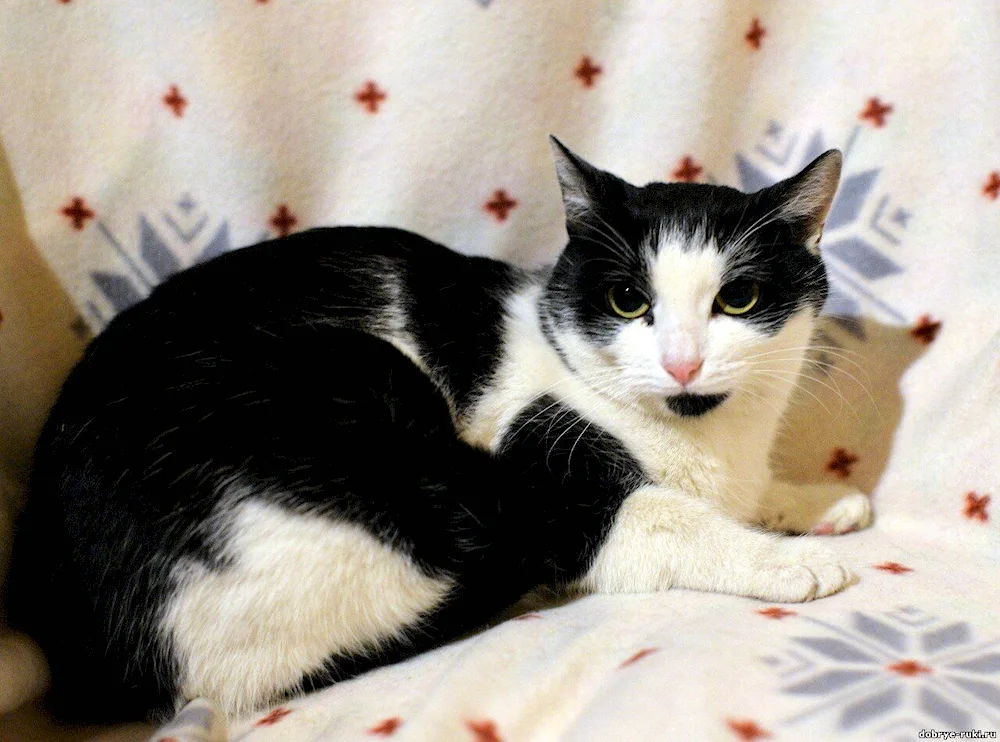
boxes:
[97,226,462,340]
[61,225,520,402]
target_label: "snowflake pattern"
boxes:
[762,606,1000,735]
[86,195,263,327]
[734,120,912,340]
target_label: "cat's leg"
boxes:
[496,396,857,603]
[755,481,873,535]
[579,485,857,602]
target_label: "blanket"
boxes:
[0,1,997,740]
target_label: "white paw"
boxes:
[811,491,873,536]
[750,539,857,603]
[759,482,874,536]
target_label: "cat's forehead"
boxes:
[647,226,727,302]
[627,182,753,229]
[615,182,773,259]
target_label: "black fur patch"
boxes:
[497,395,647,584]
[401,247,525,412]
[665,392,729,417]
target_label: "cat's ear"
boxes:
[765,149,842,253]
[549,136,605,225]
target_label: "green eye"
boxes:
[715,280,760,315]
[607,284,650,319]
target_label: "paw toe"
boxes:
[756,542,856,602]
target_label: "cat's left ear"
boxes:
[549,135,607,226]
[765,149,842,254]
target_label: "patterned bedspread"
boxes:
[0,2,997,740]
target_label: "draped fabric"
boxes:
[0,2,996,739]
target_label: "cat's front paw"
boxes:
[759,482,873,536]
[751,540,857,603]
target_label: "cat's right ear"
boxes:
[549,136,602,223]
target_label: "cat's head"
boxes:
[541,136,841,418]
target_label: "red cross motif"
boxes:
[874,562,912,575]
[355,81,387,113]
[982,172,1000,200]
[163,85,188,117]
[466,719,503,742]
[745,18,766,50]
[619,647,659,668]
[254,707,292,726]
[758,607,797,620]
[61,197,95,230]
[671,156,703,182]
[859,97,894,128]
[826,447,858,478]
[270,204,298,236]
[964,492,990,522]
[574,56,603,88]
[910,314,941,344]
[368,717,402,736]
[726,718,772,740]
[887,660,932,677]
[484,190,518,222]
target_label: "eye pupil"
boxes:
[721,281,753,305]
[616,286,643,312]
[715,280,760,316]
[607,284,650,319]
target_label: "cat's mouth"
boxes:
[665,392,729,417]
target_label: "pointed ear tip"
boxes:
[820,149,843,168]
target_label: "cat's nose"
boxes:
[664,358,703,387]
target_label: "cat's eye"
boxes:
[607,284,650,319]
[715,280,760,316]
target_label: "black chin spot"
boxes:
[666,393,729,417]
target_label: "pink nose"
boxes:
[664,359,703,386]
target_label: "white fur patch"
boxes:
[579,484,856,602]
[460,285,571,450]
[164,500,452,717]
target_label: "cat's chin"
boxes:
[665,392,729,418]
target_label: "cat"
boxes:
[7,136,872,723]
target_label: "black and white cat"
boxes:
[9,138,872,722]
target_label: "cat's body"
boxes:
[9,139,871,722]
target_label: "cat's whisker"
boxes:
[747,367,862,421]
[739,345,877,393]
[585,211,633,256]
[745,344,871,377]
[738,353,880,421]
[733,382,787,418]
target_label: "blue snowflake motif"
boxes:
[87,195,259,327]
[734,121,912,339]
[762,606,1000,736]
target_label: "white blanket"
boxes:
[0,2,997,740]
